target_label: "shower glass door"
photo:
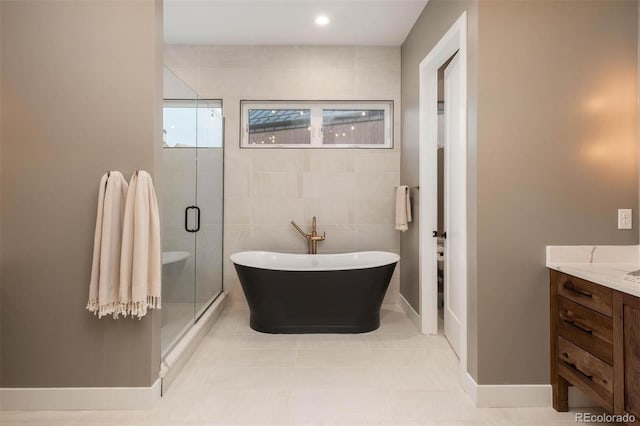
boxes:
[194,99,224,319]
[162,66,224,358]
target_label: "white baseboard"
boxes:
[460,371,478,403]
[160,293,227,394]
[0,378,161,411]
[461,372,597,408]
[399,293,421,332]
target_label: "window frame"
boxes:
[240,100,394,149]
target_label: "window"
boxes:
[163,99,223,148]
[240,101,393,148]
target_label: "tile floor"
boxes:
[1,305,610,426]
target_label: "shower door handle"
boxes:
[193,206,201,233]
[185,206,199,233]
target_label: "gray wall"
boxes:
[400,0,480,379]
[164,45,402,308]
[476,0,638,385]
[401,0,639,385]
[0,0,163,387]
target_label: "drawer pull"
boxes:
[563,282,593,298]
[563,319,593,335]
[562,352,593,380]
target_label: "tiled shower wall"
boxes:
[164,45,402,307]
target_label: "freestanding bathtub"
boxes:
[230,251,399,333]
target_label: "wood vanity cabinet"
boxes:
[550,269,640,423]
[617,293,640,420]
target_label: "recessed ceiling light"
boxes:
[315,15,330,26]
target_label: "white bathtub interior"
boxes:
[230,251,400,271]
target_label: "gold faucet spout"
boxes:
[291,221,307,238]
[291,217,326,254]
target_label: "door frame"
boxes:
[418,11,468,374]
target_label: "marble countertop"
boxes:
[546,245,640,298]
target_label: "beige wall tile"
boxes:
[252,149,304,173]
[250,225,307,252]
[224,151,251,198]
[200,67,253,98]
[200,46,252,68]
[252,172,302,198]
[315,225,357,253]
[356,47,401,74]
[165,45,200,69]
[355,225,400,251]
[304,150,355,173]
[250,67,309,99]
[307,46,357,69]
[225,198,251,225]
[303,172,356,199]
[355,47,401,99]
[355,151,401,172]
[225,167,250,199]
[253,46,309,69]
[306,67,357,99]
[224,224,251,252]
[304,198,354,226]
[251,198,304,224]
[354,196,395,225]
[356,67,401,99]
[355,172,400,199]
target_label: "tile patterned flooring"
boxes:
[1,306,610,425]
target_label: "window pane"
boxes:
[322,109,385,145]
[164,103,197,147]
[197,101,223,148]
[163,100,223,148]
[248,109,311,145]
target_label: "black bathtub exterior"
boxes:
[233,263,397,333]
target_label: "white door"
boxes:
[443,53,466,358]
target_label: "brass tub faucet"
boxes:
[291,216,326,254]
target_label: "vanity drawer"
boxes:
[558,337,613,411]
[556,272,613,317]
[557,297,613,365]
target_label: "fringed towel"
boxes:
[87,172,129,318]
[395,186,412,232]
[119,171,162,318]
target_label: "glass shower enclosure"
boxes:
[161,67,224,358]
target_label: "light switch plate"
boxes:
[618,209,633,230]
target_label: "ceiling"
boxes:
[164,0,428,46]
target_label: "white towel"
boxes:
[119,170,162,318]
[87,171,129,318]
[395,186,412,232]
